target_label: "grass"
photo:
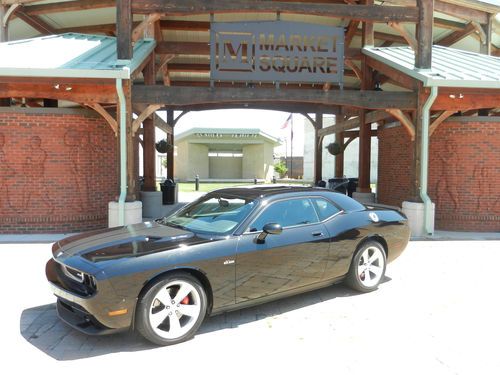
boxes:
[159,181,377,194]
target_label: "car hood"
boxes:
[52,221,216,263]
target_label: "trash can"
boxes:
[328,178,349,195]
[160,179,177,205]
[347,178,358,197]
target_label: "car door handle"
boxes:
[312,232,324,237]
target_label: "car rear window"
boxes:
[328,193,365,212]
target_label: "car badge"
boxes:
[369,212,379,223]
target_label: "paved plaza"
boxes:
[0,239,499,375]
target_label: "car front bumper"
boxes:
[46,258,134,335]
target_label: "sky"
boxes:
[170,109,307,157]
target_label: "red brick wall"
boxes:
[378,120,500,232]
[0,109,118,233]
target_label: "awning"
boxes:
[363,45,500,89]
[0,33,156,79]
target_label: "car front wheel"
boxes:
[345,241,386,293]
[136,273,207,346]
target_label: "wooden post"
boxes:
[314,113,323,184]
[416,0,433,69]
[142,56,157,191]
[480,14,492,55]
[335,131,344,178]
[357,57,373,193]
[362,0,374,47]
[117,0,133,60]
[120,80,136,201]
[166,109,175,181]
[411,84,426,202]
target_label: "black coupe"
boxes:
[46,186,410,345]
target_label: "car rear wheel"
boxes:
[136,273,207,346]
[345,241,386,293]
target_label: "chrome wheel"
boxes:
[148,280,202,340]
[357,246,385,288]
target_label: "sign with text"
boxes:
[210,21,344,84]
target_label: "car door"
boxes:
[235,197,330,303]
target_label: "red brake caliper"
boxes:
[180,295,190,304]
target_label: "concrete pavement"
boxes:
[1,240,499,374]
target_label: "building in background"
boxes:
[173,128,280,181]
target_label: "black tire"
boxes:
[345,241,387,293]
[136,272,207,346]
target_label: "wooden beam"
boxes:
[344,59,362,81]
[131,12,160,41]
[156,41,363,60]
[20,0,116,16]
[318,110,391,137]
[381,0,490,24]
[429,110,455,136]
[355,29,407,44]
[416,0,433,69]
[0,82,116,103]
[435,21,476,46]
[132,0,419,22]
[117,0,132,60]
[388,22,418,51]
[132,104,163,135]
[361,0,374,47]
[386,109,416,140]
[160,20,209,31]
[132,85,417,110]
[85,102,118,135]
[432,89,500,111]
[344,20,360,48]
[16,8,55,34]
[365,56,418,91]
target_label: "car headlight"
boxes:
[60,264,97,294]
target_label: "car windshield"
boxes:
[160,193,256,235]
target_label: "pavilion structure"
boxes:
[0,0,499,235]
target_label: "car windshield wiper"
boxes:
[164,222,186,230]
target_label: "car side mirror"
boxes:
[256,223,282,244]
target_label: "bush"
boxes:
[274,161,288,178]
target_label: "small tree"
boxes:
[274,160,288,178]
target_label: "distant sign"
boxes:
[210,21,344,85]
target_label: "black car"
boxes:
[46,186,410,345]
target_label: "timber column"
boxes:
[313,113,323,184]
[166,110,175,181]
[402,0,436,237]
[142,55,157,192]
[108,0,142,227]
[353,0,376,204]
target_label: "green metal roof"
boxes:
[363,45,500,89]
[0,33,156,79]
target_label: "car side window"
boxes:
[311,198,341,221]
[248,198,319,231]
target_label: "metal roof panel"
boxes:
[363,45,500,89]
[0,33,156,79]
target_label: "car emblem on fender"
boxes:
[369,212,379,223]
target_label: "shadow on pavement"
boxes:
[20,278,390,361]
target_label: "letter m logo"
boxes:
[216,32,254,72]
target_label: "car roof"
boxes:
[210,185,366,213]
[212,185,320,199]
